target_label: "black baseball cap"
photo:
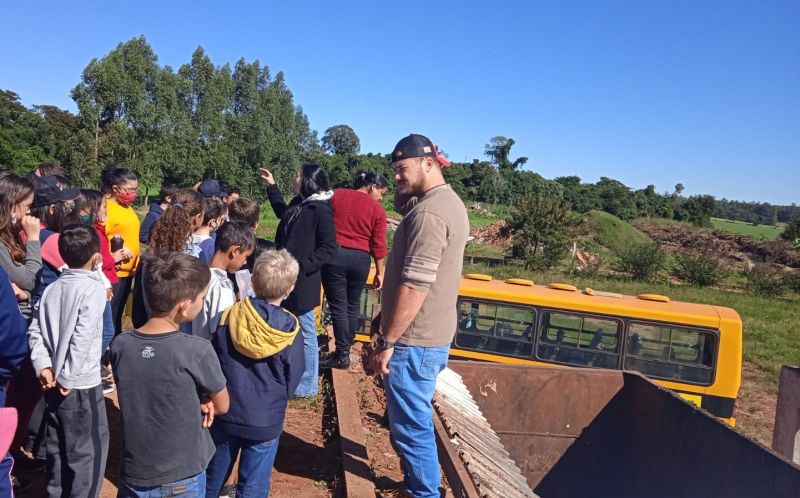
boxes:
[31,175,80,208]
[391,134,452,167]
[198,179,228,198]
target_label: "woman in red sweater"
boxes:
[320,172,388,369]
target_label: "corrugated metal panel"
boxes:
[435,368,538,498]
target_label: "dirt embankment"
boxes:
[634,221,800,269]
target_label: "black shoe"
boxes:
[319,352,350,370]
[12,476,31,493]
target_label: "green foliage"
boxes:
[580,211,651,256]
[505,193,574,271]
[616,241,666,282]
[745,264,789,298]
[784,271,800,294]
[674,253,731,287]
[675,195,716,227]
[711,217,783,241]
[321,124,360,155]
[485,136,527,172]
[780,215,800,243]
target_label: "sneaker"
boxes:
[102,378,115,394]
[319,352,350,370]
[100,365,112,380]
[12,476,31,493]
[219,483,237,497]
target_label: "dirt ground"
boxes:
[733,360,779,448]
[15,380,341,498]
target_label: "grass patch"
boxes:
[256,204,280,241]
[463,262,800,385]
[710,217,783,240]
[581,210,651,256]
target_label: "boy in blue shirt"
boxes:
[205,249,305,497]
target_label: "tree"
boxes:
[674,183,685,196]
[321,124,360,155]
[485,136,527,172]
[504,193,574,270]
[781,215,800,244]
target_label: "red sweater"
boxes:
[331,189,387,259]
[95,224,119,285]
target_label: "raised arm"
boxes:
[261,167,289,219]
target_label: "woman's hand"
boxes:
[10,282,27,302]
[373,274,383,291]
[21,215,40,241]
[259,167,276,186]
[106,288,114,301]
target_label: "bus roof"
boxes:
[457,275,741,329]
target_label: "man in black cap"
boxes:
[370,134,469,498]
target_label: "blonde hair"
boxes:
[252,249,299,300]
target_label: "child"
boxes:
[193,198,226,264]
[78,189,128,392]
[27,224,109,498]
[191,222,256,340]
[111,252,229,496]
[205,249,304,497]
[139,183,177,244]
[131,188,206,329]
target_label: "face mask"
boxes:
[116,191,138,205]
[81,214,92,224]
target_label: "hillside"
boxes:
[578,210,652,255]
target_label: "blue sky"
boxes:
[3,0,798,204]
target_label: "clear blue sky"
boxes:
[3,0,799,204]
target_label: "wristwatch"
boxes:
[375,335,395,351]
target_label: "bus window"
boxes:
[536,311,620,369]
[454,299,535,357]
[356,287,381,334]
[624,323,716,385]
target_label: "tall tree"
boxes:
[485,136,527,172]
[321,124,360,155]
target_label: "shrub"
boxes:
[744,263,788,298]
[674,253,731,287]
[784,271,800,294]
[505,194,575,271]
[616,242,666,282]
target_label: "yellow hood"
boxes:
[220,298,299,360]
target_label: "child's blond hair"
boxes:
[252,249,298,300]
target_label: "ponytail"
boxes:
[353,171,388,190]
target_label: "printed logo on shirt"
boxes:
[141,346,155,359]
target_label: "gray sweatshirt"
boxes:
[0,240,42,319]
[28,268,106,390]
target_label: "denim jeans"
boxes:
[321,247,371,356]
[118,472,205,497]
[294,310,318,397]
[102,301,114,354]
[205,431,280,498]
[384,343,450,498]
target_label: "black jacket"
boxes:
[267,184,336,314]
[139,203,164,244]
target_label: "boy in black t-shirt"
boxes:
[110,252,229,496]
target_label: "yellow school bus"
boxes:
[350,273,742,425]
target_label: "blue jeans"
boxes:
[118,472,205,497]
[384,343,450,498]
[102,301,114,354]
[294,310,318,397]
[205,431,280,498]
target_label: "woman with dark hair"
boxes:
[101,165,139,336]
[261,164,337,397]
[0,172,41,319]
[320,171,389,369]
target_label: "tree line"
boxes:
[1,35,796,231]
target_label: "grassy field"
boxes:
[581,210,651,255]
[710,217,783,240]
